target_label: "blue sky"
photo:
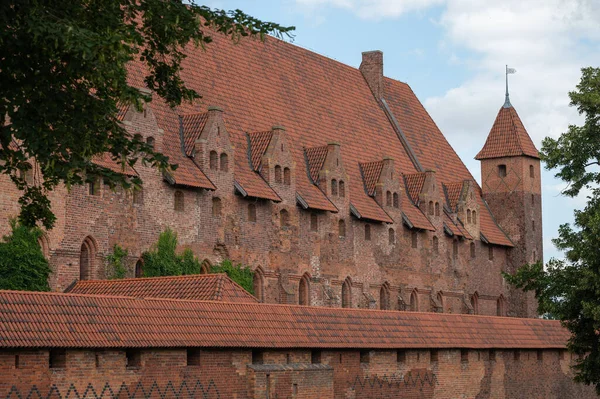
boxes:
[208,0,600,260]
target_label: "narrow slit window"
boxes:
[498,164,507,177]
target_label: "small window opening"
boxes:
[489,350,496,362]
[532,220,535,231]
[174,191,184,212]
[411,231,418,248]
[488,246,494,261]
[292,384,298,395]
[95,352,100,368]
[472,210,477,223]
[531,194,535,205]
[310,213,318,232]
[386,191,392,207]
[430,350,438,363]
[388,228,395,245]
[209,151,218,170]
[49,349,66,369]
[220,153,228,172]
[252,351,264,365]
[88,178,100,196]
[360,350,370,364]
[133,188,143,205]
[364,224,371,241]
[280,209,289,228]
[498,164,507,177]
[283,167,291,185]
[248,203,257,222]
[397,350,406,363]
[461,350,469,363]
[212,197,222,217]
[393,192,399,208]
[452,240,458,259]
[311,351,322,364]
[339,181,345,197]
[530,165,535,178]
[146,136,155,149]
[338,219,346,238]
[537,350,543,362]
[435,202,440,216]
[470,242,476,258]
[274,165,282,184]
[331,179,338,196]
[15,355,20,369]
[432,236,439,254]
[428,201,434,215]
[126,350,141,369]
[187,349,201,366]
[286,353,291,364]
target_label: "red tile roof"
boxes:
[401,193,435,231]
[117,103,130,121]
[360,161,384,196]
[66,273,258,303]
[0,290,569,349]
[304,146,329,184]
[92,153,137,177]
[476,106,539,160]
[248,131,273,171]
[403,173,426,205]
[443,181,464,211]
[180,112,209,156]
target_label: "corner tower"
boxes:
[476,93,542,318]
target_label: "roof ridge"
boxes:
[74,273,229,285]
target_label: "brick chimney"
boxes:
[360,51,384,99]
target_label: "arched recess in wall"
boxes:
[437,292,444,313]
[497,295,506,316]
[409,289,418,312]
[220,153,228,172]
[342,277,352,308]
[200,259,211,274]
[38,233,50,260]
[380,282,390,310]
[470,292,479,315]
[135,258,144,278]
[253,266,265,302]
[79,236,97,281]
[386,191,392,207]
[274,165,282,183]
[280,209,290,228]
[298,273,311,306]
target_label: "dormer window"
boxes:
[220,153,228,172]
[498,164,507,177]
[393,193,399,208]
[428,201,434,215]
[209,151,218,170]
[275,165,282,184]
[331,179,338,196]
[386,191,392,207]
[467,210,472,224]
[284,168,291,186]
[434,202,440,216]
[339,181,345,197]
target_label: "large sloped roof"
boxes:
[476,105,539,160]
[66,273,258,303]
[0,290,568,349]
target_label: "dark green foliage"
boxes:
[106,244,128,279]
[505,67,600,393]
[141,228,201,277]
[210,260,254,295]
[0,1,294,229]
[0,220,51,291]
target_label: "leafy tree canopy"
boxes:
[141,228,201,277]
[0,220,51,291]
[504,67,600,393]
[0,1,294,229]
[210,259,254,295]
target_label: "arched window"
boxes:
[283,167,291,185]
[472,210,476,223]
[428,201,434,215]
[388,228,395,245]
[386,191,392,207]
[467,210,472,224]
[380,284,390,310]
[411,231,418,248]
[248,203,257,222]
[410,290,418,312]
[498,164,507,177]
[212,197,222,217]
[339,181,345,197]
[209,151,218,170]
[253,267,265,302]
[453,240,458,259]
[338,219,346,238]
[470,242,476,258]
[529,165,534,178]
[299,274,310,306]
[497,295,506,316]
[432,236,439,254]
[435,202,440,216]
[79,237,96,281]
[220,153,228,172]
[393,192,399,208]
[364,224,371,241]
[437,292,444,313]
[280,209,289,228]
[135,259,143,278]
[274,165,282,183]
[342,278,352,308]
[38,234,50,259]
[331,179,338,196]
[146,136,155,149]
[470,293,479,315]
[310,213,318,232]
[200,260,211,274]
[174,191,184,211]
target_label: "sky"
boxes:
[207,0,600,260]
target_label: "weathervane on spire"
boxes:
[504,65,517,108]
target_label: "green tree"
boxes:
[210,259,254,295]
[142,228,195,277]
[0,220,51,291]
[504,67,600,393]
[106,244,128,279]
[0,1,293,229]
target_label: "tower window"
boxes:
[530,165,534,178]
[498,164,507,177]
[467,210,472,224]
[187,349,201,366]
[88,178,100,196]
[364,224,371,241]
[532,220,535,231]
[531,194,535,205]
[360,350,370,364]
[133,188,143,205]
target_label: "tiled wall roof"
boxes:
[359,161,384,196]
[248,131,273,171]
[66,274,258,303]
[0,290,568,349]
[476,106,539,160]
[180,112,209,156]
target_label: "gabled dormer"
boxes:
[360,157,401,214]
[305,143,349,208]
[404,170,443,221]
[247,126,295,202]
[180,106,233,176]
[120,87,164,153]
[443,180,480,238]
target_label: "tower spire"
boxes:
[504,65,516,108]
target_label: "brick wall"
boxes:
[0,348,593,399]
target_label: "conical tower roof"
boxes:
[475,104,539,160]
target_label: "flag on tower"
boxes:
[507,67,516,74]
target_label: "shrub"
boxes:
[106,244,128,279]
[210,260,254,295]
[142,228,201,277]
[0,220,51,291]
